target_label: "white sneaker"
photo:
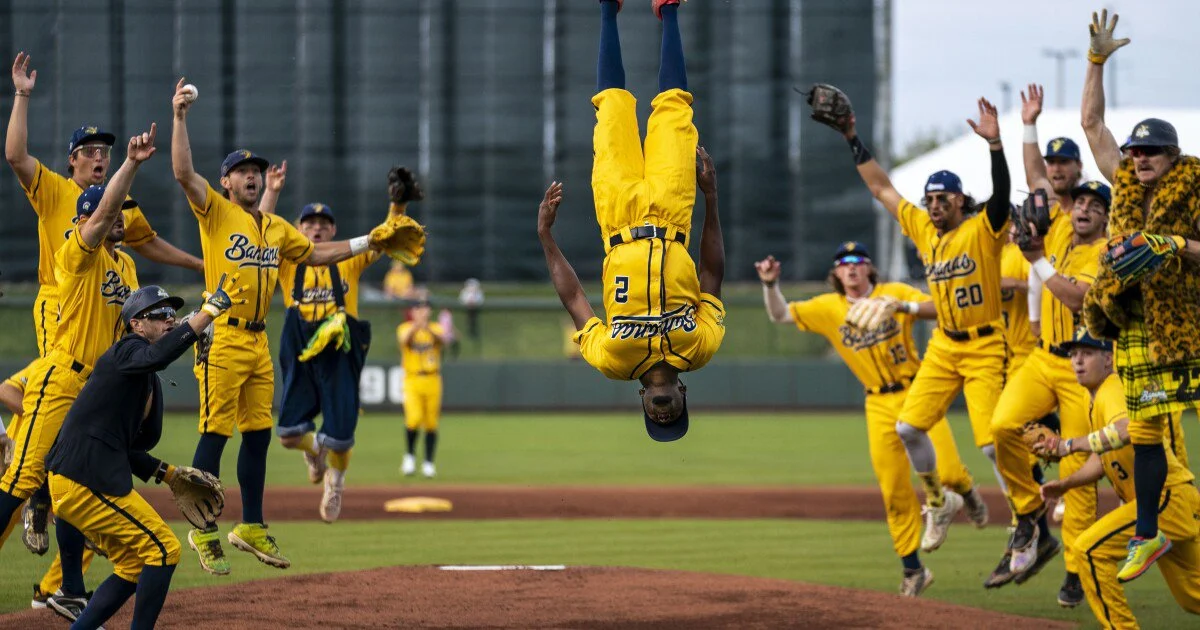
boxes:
[401,454,416,476]
[920,490,964,553]
[899,566,934,597]
[304,443,327,485]
[319,469,344,523]
[422,461,436,478]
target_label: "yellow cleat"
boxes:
[1117,532,1172,583]
[228,523,291,569]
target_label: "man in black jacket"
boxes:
[43,277,243,630]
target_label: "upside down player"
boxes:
[539,0,725,441]
[756,243,984,597]
[810,86,1011,553]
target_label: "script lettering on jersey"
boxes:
[300,280,351,305]
[101,269,132,305]
[924,253,977,283]
[225,234,281,269]
[610,304,698,340]
[838,317,901,351]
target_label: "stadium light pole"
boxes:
[1042,48,1079,108]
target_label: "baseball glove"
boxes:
[845,296,900,332]
[181,310,215,365]
[167,465,225,529]
[388,166,425,218]
[802,83,855,134]
[369,214,426,266]
[1013,189,1052,251]
[298,311,351,362]
[1103,232,1186,285]
[1021,421,1062,463]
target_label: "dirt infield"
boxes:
[132,483,1124,522]
[2,566,1073,629]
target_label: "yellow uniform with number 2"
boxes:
[788,282,976,559]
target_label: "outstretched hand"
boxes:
[11,52,36,93]
[537,181,564,235]
[172,77,195,118]
[696,146,717,196]
[201,272,249,318]
[754,256,782,284]
[266,160,288,192]
[126,123,157,163]
[967,97,1000,142]
[1088,9,1130,64]
[1020,84,1044,125]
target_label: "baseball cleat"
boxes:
[1117,532,1172,583]
[320,469,344,523]
[1057,572,1084,608]
[1008,506,1045,574]
[1013,534,1061,585]
[304,443,327,485]
[401,454,416,476]
[228,523,291,569]
[984,546,1017,589]
[22,499,50,555]
[31,583,50,609]
[919,490,963,552]
[188,527,231,576]
[652,0,683,20]
[899,566,934,597]
[47,590,94,626]
[422,461,437,479]
[961,486,989,528]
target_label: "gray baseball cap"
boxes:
[121,285,185,327]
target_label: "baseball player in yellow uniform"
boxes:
[1001,241,1035,369]
[987,181,1109,600]
[1038,327,1200,629]
[170,78,384,574]
[540,0,724,441]
[812,89,1011,553]
[0,125,155,623]
[397,296,450,478]
[6,52,202,555]
[756,243,985,597]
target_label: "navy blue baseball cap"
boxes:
[1069,180,1112,208]
[1121,118,1179,150]
[68,125,116,154]
[924,170,963,195]
[220,149,269,177]
[121,286,185,327]
[1060,326,1113,352]
[298,202,335,224]
[1044,137,1081,161]
[77,185,138,216]
[832,240,871,264]
[644,400,688,442]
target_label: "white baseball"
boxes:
[181,84,199,103]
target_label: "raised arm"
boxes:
[5,52,38,188]
[1020,84,1054,194]
[804,85,903,218]
[130,237,204,273]
[696,146,724,298]
[754,256,791,324]
[537,181,596,329]
[80,125,156,249]
[966,97,1010,233]
[171,78,209,208]
[1081,10,1129,183]
[258,160,287,215]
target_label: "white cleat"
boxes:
[920,490,964,553]
[304,444,327,485]
[422,461,436,478]
[962,486,989,529]
[319,469,344,523]
[899,566,934,597]
[401,454,416,476]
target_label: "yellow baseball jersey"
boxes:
[1000,243,1034,354]
[382,264,414,298]
[574,241,725,380]
[4,366,29,393]
[1040,220,1104,347]
[898,199,1006,331]
[787,283,927,392]
[397,323,445,376]
[190,183,314,322]
[1091,373,1194,503]
[279,252,379,322]
[23,160,155,287]
[52,228,138,368]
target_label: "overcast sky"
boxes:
[893,1,1197,151]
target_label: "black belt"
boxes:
[867,382,907,396]
[1037,339,1070,358]
[609,225,686,248]
[226,317,267,332]
[942,325,994,342]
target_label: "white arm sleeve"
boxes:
[1028,272,1043,323]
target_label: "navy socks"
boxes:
[597,1,625,92]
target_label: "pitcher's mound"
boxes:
[3,566,1071,629]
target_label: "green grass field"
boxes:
[2,411,1198,627]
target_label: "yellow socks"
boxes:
[918,472,945,508]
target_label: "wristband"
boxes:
[201,303,221,318]
[762,280,777,288]
[154,461,172,484]
[349,235,370,255]
[1063,438,1073,455]
[847,135,872,165]
[1023,124,1038,144]
[1087,431,1106,453]
[903,301,920,315]
[1027,272,1043,322]
[1032,258,1056,282]
[1087,50,1109,65]
[14,89,30,97]
[1103,425,1126,450]
[987,137,1002,146]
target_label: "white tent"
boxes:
[878,107,1200,278]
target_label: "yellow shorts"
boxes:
[2,353,87,499]
[404,375,442,432]
[899,329,1009,448]
[591,88,697,247]
[195,327,274,437]
[33,285,60,359]
[48,473,180,582]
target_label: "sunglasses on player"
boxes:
[136,306,177,321]
[1127,146,1167,158]
[72,145,112,159]
[834,255,869,267]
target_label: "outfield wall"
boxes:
[0,359,964,412]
